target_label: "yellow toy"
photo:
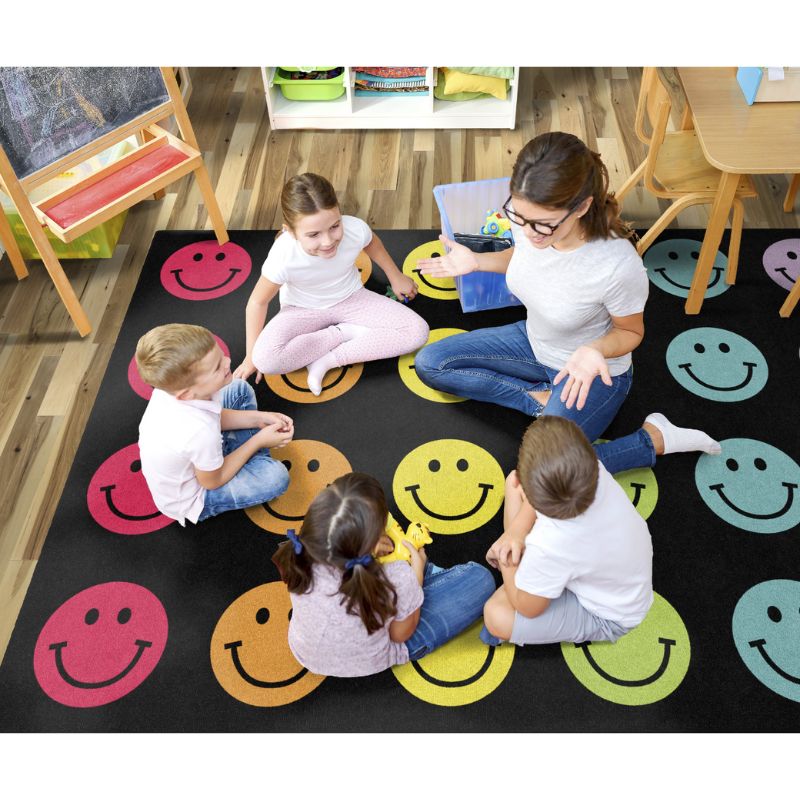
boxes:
[480,209,513,239]
[378,514,433,563]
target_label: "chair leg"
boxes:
[616,161,646,205]
[779,279,800,317]
[636,194,710,256]
[783,174,800,213]
[725,198,745,285]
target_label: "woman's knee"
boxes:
[413,340,446,382]
[407,315,430,352]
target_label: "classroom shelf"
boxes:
[261,67,519,130]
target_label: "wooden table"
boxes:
[678,67,800,315]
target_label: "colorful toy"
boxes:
[385,285,410,304]
[378,514,433,563]
[480,209,513,240]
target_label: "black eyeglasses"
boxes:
[501,196,583,236]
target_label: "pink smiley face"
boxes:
[762,238,800,291]
[128,333,232,400]
[160,241,252,300]
[87,443,173,535]
[33,582,168,707]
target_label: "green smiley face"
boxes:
[595,440,658,520]
[561,592,691,705]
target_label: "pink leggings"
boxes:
[252,287,430,374]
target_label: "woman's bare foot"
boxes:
[529,389,552,407]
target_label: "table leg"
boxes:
[685,170,740,315]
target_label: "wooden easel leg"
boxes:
[193,164,229,245]
[685,171,739,315]
[0,206,29,279]
[138,130,167,200]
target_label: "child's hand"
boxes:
[254,421,294,450]
[389,274,418,303]
[416,234,479,278]
[233,356,262,384]
[260,411,293,433]
[373,534,395,558]
[486,531,526,569]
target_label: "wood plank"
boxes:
[0,559,36,664]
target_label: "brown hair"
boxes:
[135,323,216,392]
[280,172,339,232]
[516,416,599,520]
[272,472,398,635]
[510,132,634,241]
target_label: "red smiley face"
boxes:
[160,241,252,300]
[87,443,173,535]
[33,582,168,707]
[128,333,231,400]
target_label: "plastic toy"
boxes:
[385,285,409,304]
[378,514,433,563]
[480,209,513,240]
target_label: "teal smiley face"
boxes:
[666,327,768,402]
[643,239,730,299]
[733,580,800,702]
[695,439,800,533]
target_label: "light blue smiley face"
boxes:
[643,239,730,299]
[733,580,800,702]
[666,327,768,402]
[695,439,800,533]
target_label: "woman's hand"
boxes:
[416,234,479,278]
[553,345,612,410]
[232,356,262,384]
[389,273,418,302]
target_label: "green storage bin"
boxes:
[273,68,345,101]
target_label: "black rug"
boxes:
[1,228,799,732]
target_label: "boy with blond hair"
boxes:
[136,323,292,526]
[482,415,653,646]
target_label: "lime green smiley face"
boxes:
[561,592,691,705]
[595,440,659,520]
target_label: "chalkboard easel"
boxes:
[0,67,228,337]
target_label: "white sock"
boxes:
[306,350,339,396]
[645,412,722,456]
[335,322,369,342]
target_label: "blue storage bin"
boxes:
[433,177,522,312]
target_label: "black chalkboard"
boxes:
[0,67,170,180]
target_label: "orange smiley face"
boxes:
[210,581,325,707]
[355,249,372,284]
[244,440,353,535]
[264,363,363,404]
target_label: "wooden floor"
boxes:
[1,66,798,664]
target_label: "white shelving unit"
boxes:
[261,67,519,130]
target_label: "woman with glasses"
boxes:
[415,131,720,479]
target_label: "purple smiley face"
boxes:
[762,238,800,292]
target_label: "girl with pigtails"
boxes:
[272,472,494,678]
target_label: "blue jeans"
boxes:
[198,380,290,521]
[414,321,656,474]
[405,561,496,660]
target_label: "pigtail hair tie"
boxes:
[345,554,373,570]
[286,529,303,555]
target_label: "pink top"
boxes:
[288,562,424,677]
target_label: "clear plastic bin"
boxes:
[433,177,522,312]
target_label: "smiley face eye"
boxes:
[726,458,739,471]
[694,343,705,354]
[718,342,730,353]
[215,252,225,261]
[754,458,767,471]
[117,608,132,624]
[428,459,441,472]
[281,460,291,470]
[308,459,320,472]
[85,608,99,625]
[288,608,293,621]
[691,250,699,260]
[767,606,782,623]
[255,607,270,625]
[457,459,469,472]
[130,460,142,473]
[668,251,679,260]
[192,252,203,262]
[787,250,797,260]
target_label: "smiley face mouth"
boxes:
[49,639,152,688]
[224,640,309,687]
[281,366,350,394]
[575,637,677,687]
[775,267,797,285]
[678,362,757,391]
[654,265,723,290]
[404,483,494,521]
[100,485,163,521]
[749,638,800,684]
[261,501,306,522]
[709,482,798,520]
[170,268,242,292]
[412,268,457,291]
[411,645,495,687]
[629,482,646,507]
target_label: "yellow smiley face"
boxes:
[392,620,515,706]
[392,439,505,534]
[402,241,458,300]
[398,328,467,403]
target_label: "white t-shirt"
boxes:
[515,462,653,627]
[138,388,224,525]
[505,227,649,376]
[261,214,373,309]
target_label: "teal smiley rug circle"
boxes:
[1,228,800,732]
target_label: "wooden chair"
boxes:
[783,174,800,212]
[616,67,758,287]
